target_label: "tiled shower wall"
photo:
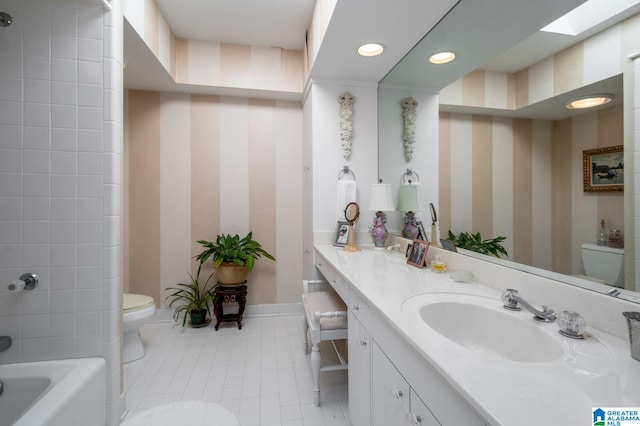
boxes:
[0,0,123,423]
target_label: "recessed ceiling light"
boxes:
[357,43,385,57]
[429,51,456,64]
[564,94,613,109]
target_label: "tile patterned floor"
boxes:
[121,314,349,426]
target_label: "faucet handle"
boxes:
[501,289,520,311]
[557,311,586,339]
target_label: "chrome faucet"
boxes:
[0,336,11,353]
[501,289,557,322]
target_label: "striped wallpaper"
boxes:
[439,105,623,276]
[124,90,303,307]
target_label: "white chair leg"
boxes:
[302,314,309,354]
[311,342,321,407]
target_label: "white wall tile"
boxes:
[23,174,50,197]
[0,197,21,220]
[52,36,77,60]
[79,130,102,152]
[103,183,119,215]
[22,314,50,339]
[23,103,50,127]
[77,289,102,312]
[51,0,77,37]
[0,221,21,243]
[21,243,49,268]
[51,221,76,244]
[52,151,77,175]
[0,101,23,125]
[0,78,23,102]
[0,149,22,172]
[78,61,103,85]
[52,174,77,197]
[50,336,77,358]
[24,56,50,81]
[78,175,102,197]
[50,243,76,267]
[0,173,22,197]
[52,59,77,83]
[22,197,49,221]
[79,38,103,62]
[79,106,103,129]
[52,105,78,129]
[52,82,78,106]
[24,79,51,104]
[52,128,78,151]
[77,6,103,39]
[76,266,101,289]
[49,267,76,290]
[24,126,50,150]
[22,291,49,315]
[76,334,101,357]
[0,53,22,80]
[50,290,76,314]
[79,152,103,175]
[22,221,49,244]
[23,150,50,174]
[78,221,102,243]
[0,244,21,268]
[102,247,118,280]
[79,84,103,107]
[21,338,50,362]
[77,311,101,335]
[76,243,101,266]
[50,313,76,336]
[0,125,23,149]
[78,198,103,220]
[103,216,119,246]
[51,198,77,220]
[103,153,120,184]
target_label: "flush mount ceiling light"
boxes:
[357,42,385,57]
[429,51,456,64]
[564,94,613,110]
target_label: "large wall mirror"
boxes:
[378,0,640,302]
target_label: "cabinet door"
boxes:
[348,312,371,426]
[372,341,410,426]
[409,389,440,426]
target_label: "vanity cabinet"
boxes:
[316,249,487,426]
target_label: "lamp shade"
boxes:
[368,183,395,212]
[396,183,422,212]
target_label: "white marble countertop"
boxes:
[314,244,640,425]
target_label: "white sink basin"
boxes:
[402,293,564,363]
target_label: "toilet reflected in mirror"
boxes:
[581,243,624,288]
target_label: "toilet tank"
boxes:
[581,243,624,288]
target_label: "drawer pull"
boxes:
[359,340,367,347]
[351,305,360,311]
[407,414,422,424]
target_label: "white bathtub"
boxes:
[0,357,105,426]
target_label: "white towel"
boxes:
[336,180,357,220]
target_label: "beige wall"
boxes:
[124,90,303,307]
[440,105,623,276]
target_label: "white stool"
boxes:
[301,279,348,407]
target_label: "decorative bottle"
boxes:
[596,219,608,246]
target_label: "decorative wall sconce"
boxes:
[339,92,356,160]
[396,169,422,239]
[401,97,418,162]
[368,180,395,249]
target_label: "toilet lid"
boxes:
[123,294,155,313]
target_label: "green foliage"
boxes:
[195,231,276,272]
[448,230,508,258]
[164,266,216,327]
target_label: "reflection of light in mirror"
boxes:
[357,42,385,57]
[428,51,456,64]
[565,94,613,109]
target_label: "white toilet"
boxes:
[581,243,625,288]
[123,293,156,363]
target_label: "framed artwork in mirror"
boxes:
[333,221,349,247]
[583,145,623,192]
[407,239,429,268]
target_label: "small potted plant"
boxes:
[164,265,216,327]
[195,231,275,285]
[448,230,508,258]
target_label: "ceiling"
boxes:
[125,0,639,117]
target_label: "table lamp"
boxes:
[368,180,395,248]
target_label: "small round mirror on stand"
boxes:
[343,202,361,252]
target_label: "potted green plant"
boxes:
[164,265,216,327]
[448,230,508,258]
[195,231,276,285]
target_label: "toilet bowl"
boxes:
[123,293,156,363]
[581,243,624,288]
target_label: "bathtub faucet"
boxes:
[0,336,11,353]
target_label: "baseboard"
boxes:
[150,302,302,323]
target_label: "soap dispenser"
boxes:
[596,219,608,246]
